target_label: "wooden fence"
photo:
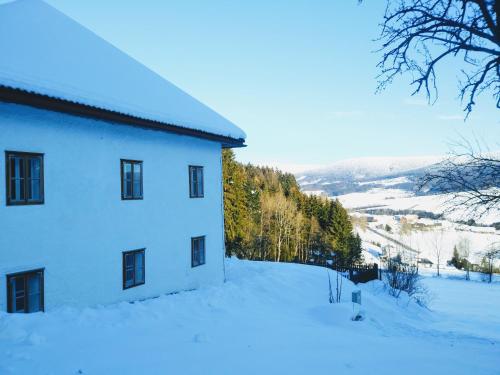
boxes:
[329,263,380,284]
[295,259,380,284]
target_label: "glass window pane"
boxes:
[200,238,205,264]
[10,178,17,201]
[10,157,17,179]
[29,157,41,179]
[197,168,204,196]
[193,239,203,266]
[17,177,25,201]
[133,163,141,181]
[123,162,132,197]
[135,252,144,283]
[12,157,24,179]
[27,158,41,201]
[125,270,134,287]
[125,253,134,268]
[133,163,142,197]
[27,274,41,313]
[28,178,40,201]
[192,168,197,185]
[133,181,142,198]
[12,277,26,313]
[124,162,132,176]
[125,179,133,198]
[190,167,196,196]
[10,157,25,201]
[125,252,134,287]
[15,296,25,312]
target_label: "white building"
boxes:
[0,0,245,313]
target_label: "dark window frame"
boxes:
[189,165,204,198]
[120,159,143,200]
[191,236,206,268]
[6,268,45,313]
[122,249,146,290]
[5,151,44,206]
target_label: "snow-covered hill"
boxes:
[0,259,498,374]
[297,155,443,196]
[302,155,443,180]
[297,155,500,225]
[297,154,499,199]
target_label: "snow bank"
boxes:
[0,259,498,374]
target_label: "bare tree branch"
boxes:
[418,139,500,220]
[373,0,500,116]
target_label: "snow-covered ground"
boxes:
[1,259,499,374]
[355,213,499,267]
[337,188,500,225]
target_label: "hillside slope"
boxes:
[0,259,498,374]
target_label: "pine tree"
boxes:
[450,246,463,270]
[347,233,363,266]
[222,149,252,257]
[221,149,364,268]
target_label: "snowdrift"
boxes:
[0,259,498,374]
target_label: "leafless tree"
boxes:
[429,228,445,276]
[374,0,500,116]
[457,237,472,280]
[418,139,500,220]
[364,1,500,217]
[480,242,500,282]
[260,191,298,262]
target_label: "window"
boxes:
[7,269,44,313]
[191,236,206,267]
[123,249,145,289]
[121,160,143,200]
[6,151,44,205]
[189,166,204,198]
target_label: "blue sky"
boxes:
[47,0,499,171]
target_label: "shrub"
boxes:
[384,258,429,307]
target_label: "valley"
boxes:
[296,156,500,272]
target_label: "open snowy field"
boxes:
[357,217,499,265]
[352,211,500,270]
[1,259,499,375]
[337,188,500,225]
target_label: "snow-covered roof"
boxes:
[0,0,246,144]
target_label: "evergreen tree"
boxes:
[222,149,252,258]
[347,233,363,266]
[450,246,463,270]
[222,149,366,268]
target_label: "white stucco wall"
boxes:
[0,102,226,311]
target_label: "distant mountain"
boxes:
[296,156,444,196]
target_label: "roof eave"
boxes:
[0,85,246,148]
